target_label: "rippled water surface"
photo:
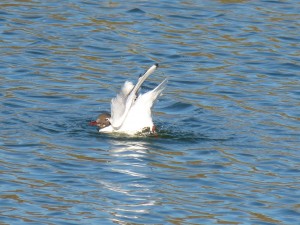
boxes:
[1,0,300,224]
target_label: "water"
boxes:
[1,0,300,224]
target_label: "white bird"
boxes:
[90,64,167,135]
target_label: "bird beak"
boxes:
[89,121,98,126]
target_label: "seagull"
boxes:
[90,64,167,135]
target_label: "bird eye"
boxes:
[105,118,109,121]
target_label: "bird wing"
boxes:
[115,78,168,133]
[110,64,158,129]
[110,81,134,128]
[134,78,168,110]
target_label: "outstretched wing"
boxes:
[110,81,134,128]
[110,64,158,130]
[135,78,168,110]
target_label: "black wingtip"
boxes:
[155,63,159,68]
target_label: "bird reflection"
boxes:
[97,139,159,223]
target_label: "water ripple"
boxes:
[1,0,300,224]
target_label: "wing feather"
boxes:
[135,78,168,109]
[110,81,134,128]
[110,64,158,129]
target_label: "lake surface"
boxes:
[1,0,300,224]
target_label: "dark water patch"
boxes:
[172,78,204,86]
[79,0,100,6]
[2,143,44,149]
[153,121,234,143]
[277,35,298,42]
[21,14,43,20]
[34,124,61,135]
[169,54,181,59]
[168,14,195,20]
[82,45,113,52]
[163,101,195,113]
[3,101,29,109]
[156,128,206,142]
[13,68,31,73]
[2,31,18,36]
[281,62,300,71]
[89,130,160,143]
[0,10,11,16]
[127,8,145,14]
[265,71,297,78]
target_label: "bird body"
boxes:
[90,64,167,135]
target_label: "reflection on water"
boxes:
[100,140,157,223]
[1,0,300,224]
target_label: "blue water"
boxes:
[1,1,300,224]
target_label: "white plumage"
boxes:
[92,64,167,135]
